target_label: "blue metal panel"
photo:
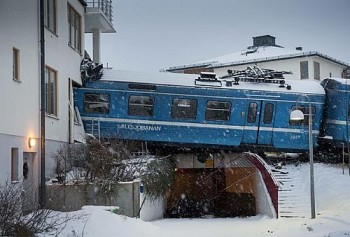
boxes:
[321,78,350,148]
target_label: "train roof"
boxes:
[99,68,325,95]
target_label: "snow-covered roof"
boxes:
[100,68,325,95]
[167,46,350,70]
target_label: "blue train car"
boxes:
[321,78,350,148]
[74,69,325,152]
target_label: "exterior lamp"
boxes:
[290,110,304,121]
[28,137,36,148]
[290,94,316,219]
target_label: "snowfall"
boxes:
[39,163,350,237]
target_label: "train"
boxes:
[73,66,350,157]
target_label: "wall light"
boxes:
[28,137,36,148]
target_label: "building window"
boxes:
[314,61,320,80]
[45,66,57,116]
[172,98,197,119]
[128,96,154,117]
[289,106,315,126]
[247,102,258,123]
[68,4,81,52]
[13,48,20,81]
[205,101,231,121]
[45,0,57,33]
[84,93,110,114]
[263,103,274,124]
[11,148,19,182]
[300,61,309,79]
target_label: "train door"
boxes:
[242,100,276,145]
[258,102,276,145]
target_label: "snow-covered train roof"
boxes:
[321,77,350,90]
[101,68,325,95]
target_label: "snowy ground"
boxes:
[40,163,350,237]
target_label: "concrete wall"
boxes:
[139,193,165,221]
[46,181,140,218]
[254,172,276,218]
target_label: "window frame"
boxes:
[68,4,82,53]
[300,61,309,79]
[45,0,57,33]
[128,95,154,117]
[205,100,231,121]
[11,148,19,182]
[83,93,110,114]
[171,98,197,120]
[45,66,58,116]
[314,61,320,80]
[12,47,20,81]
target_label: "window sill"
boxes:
[11,180,20,184]
[45,26,58,37]
[68,44,82,55]
[13,79,22,84]
[46,114,59,120]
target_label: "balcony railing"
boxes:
[86,0,113,23]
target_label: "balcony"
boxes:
[85,0,116,33]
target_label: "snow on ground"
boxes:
[40,163,350,237]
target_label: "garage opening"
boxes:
[165,153,278,218]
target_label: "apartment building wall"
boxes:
[0,0,86,186]
[0,0,40,185]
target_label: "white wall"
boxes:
[45,0,85,143]
[254,172,276,218]
[0,0,86,183]
[0,0,40,138]
[140,192,165,221]
[0,0,40,184]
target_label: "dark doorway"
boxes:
[166,168,256,218]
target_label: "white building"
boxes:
[0,0,115,202]
[167,35,350,80]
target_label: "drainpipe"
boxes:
[39,0,46,208]
[92,28,101,64]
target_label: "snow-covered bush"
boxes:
[141,156,175,200]
[0,181,76,236]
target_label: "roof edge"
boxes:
[167,50,350,71]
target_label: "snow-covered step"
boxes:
[271,164,312,218]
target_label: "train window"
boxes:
[172,99,197,119]
[128,96,154,116]
[128,84,156,91]
[263,103,274,124]
[289,106,315,126]
[247,102,258,123]
[84,93,110,114]
[205,101,231,121]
